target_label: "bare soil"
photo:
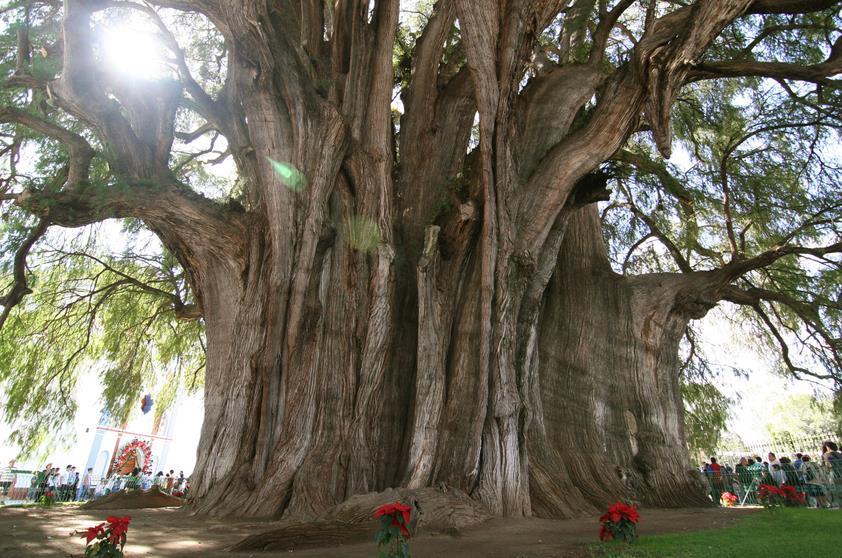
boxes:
[0,504,756,557]
[81,487,184,511]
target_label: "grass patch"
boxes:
[590,508,841,557]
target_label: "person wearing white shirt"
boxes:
[768,452,785,485]
[47,469,58,489]
[76,468,92,501]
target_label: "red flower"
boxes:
[105,516,131,545]
[374,501,413,540]
[80,523,106,543]
[599,524,613,541]
[600,502,639,524]
[374,502,412,526]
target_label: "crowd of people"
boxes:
[29,464,94,501]
[91,467,190,499]
[702,440,842,507]
[0,460,190,503]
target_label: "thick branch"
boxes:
[0,218,49,330]
[747,0,840,14]
[0,107,95,187]
[720,240,842,280]
[689,57,842,85]
[589,0,636,65]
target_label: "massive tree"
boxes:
[1,0,840,519]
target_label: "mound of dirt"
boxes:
[231,485,490,552]
[81,486,184,510]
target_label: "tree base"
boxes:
[230,485,491,552]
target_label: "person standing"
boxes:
[47,468,58,495]
[821,441,842,507]
[802,455,829,508]
[708,457,723,502]
[58,466,70,501]
[76,468,92,501]
[66,466,77,500]
[768,452,785,485]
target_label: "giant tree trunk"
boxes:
[28,0,738,522]
[176,1,718,517]
[187,198,708,518]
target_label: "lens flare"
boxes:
[267,158,306,192]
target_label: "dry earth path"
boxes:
[0,505,756,557]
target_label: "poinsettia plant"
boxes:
[599,502,640,544]
[758,484,805,508]
[373,501,412,558]
[38,490,56,507]
[77,516,131,558]
[720,492,738,507]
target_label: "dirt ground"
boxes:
[0,504,756,557]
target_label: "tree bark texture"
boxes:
[146,0,737,519]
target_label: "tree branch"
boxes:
[747,0,840,14]
[589,0,637,65]
[58,250,202,320]
[720,240,842,280]
[0,217,49,330]
[689,53,842,86]
[0,107,95,187]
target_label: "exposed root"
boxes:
[81,486,184,510]
[231,485,491,552]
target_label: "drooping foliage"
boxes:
[0,222,204,456]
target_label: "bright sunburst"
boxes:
[99,25,169,79]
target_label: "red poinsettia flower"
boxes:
[105,516,131,544]
[601,502,639,524]
[599,523,613,541]
[374,501,413,539]
[374,502,412,525]
[80,523,106,543]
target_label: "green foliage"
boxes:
[587,508,841,557]
[0,225,204,458]
[603,8,842,385]
[681,382,730,460]
[764,393,837,440]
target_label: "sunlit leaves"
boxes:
[682,382,731,458]
[0,229,205,457]
[342,215,382,253]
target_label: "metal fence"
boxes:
[1,470,186,505]
[715,432,837,458]
[702,461,842,508]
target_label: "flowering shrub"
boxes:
[599,502,640,543]
[77,516,131,557]
[373,501,412,558]
[38,490,56,507]
[758,484,805,508]
[720,492,738,507]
